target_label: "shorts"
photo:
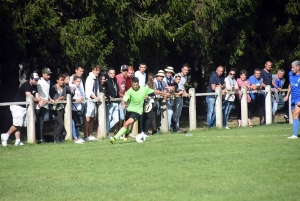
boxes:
[125,111,140,122]
[291,99,300,110]
[85,102,97,117]
[10,105,27,127]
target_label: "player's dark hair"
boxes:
[254,68,261,73]
[132,77,139,83]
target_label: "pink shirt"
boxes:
[236,78,251,102]
[116,74,126,96]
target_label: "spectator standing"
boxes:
[115,65,128,134]
[105,68,119,137]
[287,60,300,139]
[142,73,156,135]
[236,70,252,127]
[153,70,168,131]
[223,68,238,129]
[171,75,187,133]
[249,69,263,124]
[260,61,273,124]
[36,68,53,143]
[70,75,85,144]
[174,64,189,127]
[206,66,225,128]
[50,74,68,143]
[1,73,43,146]
[125,66,134,91]
[272,69,285,121]
[134,63,147,87]
[163,66,175,129]
[97,73,107,139]
[84,65,101,141]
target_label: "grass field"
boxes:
[1,123,300,201]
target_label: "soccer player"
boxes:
[287,60,300,139]
[110,77,170,144]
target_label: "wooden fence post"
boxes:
[265,85,272,125]
[161,99,168,133]
[189,88,196,131]
[241,86,248,127]
[98,93,107,138]
[26,95,35,143]
[215,86,223,128]
[64,94,72,140]
[132,120,138,135]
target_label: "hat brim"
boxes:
[165,69,175,74]
[156,73,165,77]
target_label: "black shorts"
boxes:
[125,111,140,121]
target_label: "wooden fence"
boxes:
[0,85,291,143]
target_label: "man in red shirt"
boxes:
[115,65,128,133]
[125,66,134,91]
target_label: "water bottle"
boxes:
[185,133,192,137]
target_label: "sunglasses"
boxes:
[230,73,235,76]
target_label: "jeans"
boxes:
[35,107,47,141]
[272,100,278,115]
[222,100,233,127]
[206,96,216,127]
[172,97,183,127]
[106,102,119,134]
[167,100,173,130]
[72,120,81,139]
[119,102,126,120]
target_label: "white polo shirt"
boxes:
[134,71,146,87]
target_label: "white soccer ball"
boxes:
[136,134,146,143]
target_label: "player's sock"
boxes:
[114,127,127,139]
[124,128,131,138]
[293,118,299,136]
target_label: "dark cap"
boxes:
[29,73,40,81]
[120,65,129,71]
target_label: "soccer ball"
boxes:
[136,134,146,143]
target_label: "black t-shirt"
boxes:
[260,69,272,88]
[13,81,37,107]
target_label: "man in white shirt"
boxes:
[84,65,100,141]
[134,62,147,87]
[36,68,54,143]
[69,65,85,98]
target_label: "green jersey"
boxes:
[123,86,154,115]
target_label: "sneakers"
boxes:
[123,137,128,142]
[287,135,298,139]
[174,128,187,133]
[14,141,24,146]
[85,136,97,141]
[1,133,8,147]
[225,126,230,129]
[110,137,116,144]
[74,140,84,144]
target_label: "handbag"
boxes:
[72,104,84,127]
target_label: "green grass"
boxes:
[1,124,300,201]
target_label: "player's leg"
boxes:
[288,100,299,138]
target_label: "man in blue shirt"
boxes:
[288,60,300,139]
[206,66,225,128]
[272,69,285,121]
[249,68,263,124]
